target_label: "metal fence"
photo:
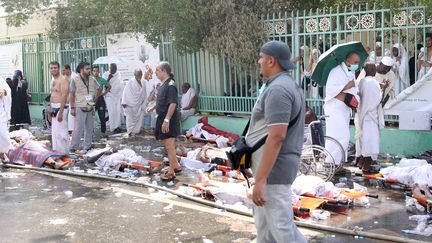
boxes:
[60,35,108,75]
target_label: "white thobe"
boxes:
[103,72,124,131]
[357,69,396,100]
[355,77,384,160]
[392,43,409,94]
[418,53,432,80]
[0,77,11,153]
[181,87,196,119]
[368,49,390,64]
[324,63,356,165]
[122,79,147,134]
[51,103,69,154]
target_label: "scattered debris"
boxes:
[49,218,68,225]
[64,191,73,198]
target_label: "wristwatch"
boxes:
[164,118,170,123]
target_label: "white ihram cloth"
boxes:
[103,72,124,131]
[122,79,147,134]
[356,68,396,101]
[380,159,432,187]
[181,87,196,119]
[324,63,356,165]
[0,76,11,153]
[51,103,70,154]
[392,43,409,93]
[354,76,384,160]
[418,53,432,80]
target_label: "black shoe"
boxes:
[113,128,122,134]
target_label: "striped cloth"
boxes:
[7,141,65,167]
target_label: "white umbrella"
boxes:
[93,55,127,65]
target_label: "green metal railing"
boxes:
[60,35,108,73]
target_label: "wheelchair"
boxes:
[299,116,346,181]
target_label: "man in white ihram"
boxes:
[49,61,70,154]
[122,69,147,136]
[324,52,361,166]
[103,63,124,133]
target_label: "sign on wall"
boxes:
[106,33,160,82]
[0,43,23,79]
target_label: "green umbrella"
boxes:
[311,41,369,86]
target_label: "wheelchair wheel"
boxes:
[324,136,346,170]
[300,145,336,181]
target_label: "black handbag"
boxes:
[227,108,301,187]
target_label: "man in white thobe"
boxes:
[392,43,409,93]
[122,69,147,135]
[368,40,390,64]
[103,63,124,133]
[417,33,432,80]
[180,83,197,120]
[356,56,395,107]
[355,64,384,174]
[0,76,12,160]
[324,52,360,165]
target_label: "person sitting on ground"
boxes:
[180,82,197,120]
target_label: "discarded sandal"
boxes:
[174,166,182,174]
[161,171,176,181]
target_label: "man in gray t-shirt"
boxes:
[246,41,306,243]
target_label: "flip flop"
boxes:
[174,166,182,173]
[161,171,176,181]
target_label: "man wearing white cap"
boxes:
[356,56,395,106]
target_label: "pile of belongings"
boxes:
[186,116,238,148]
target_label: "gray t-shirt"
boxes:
[246,72,305,184]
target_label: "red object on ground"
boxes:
[198,116,239,141]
